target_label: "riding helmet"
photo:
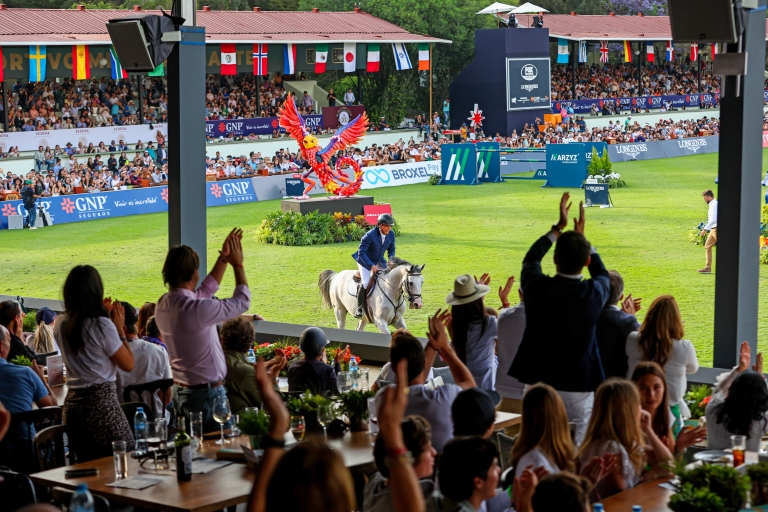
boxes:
[377,213,395,226]
[299,326,329,358]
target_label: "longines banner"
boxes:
[607,137,719,162]
[360,161,440,190]
[0,124,168,153]
[506,57,552,112]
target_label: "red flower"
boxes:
[258,342,271,348]
[355,356,361,363]
[699,396,712,407]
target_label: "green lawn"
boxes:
[2,150,766,366]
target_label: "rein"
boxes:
[376,268,422,324]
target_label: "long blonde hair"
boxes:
[637,295,684,367]
[577,378,646,474]
[32,321,56,354]
[510,383,576,473]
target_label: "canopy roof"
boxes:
[476,2,516,15]
[0,7,450,45]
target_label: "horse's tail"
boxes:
[318,270,337,309]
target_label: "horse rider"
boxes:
[351,213,396,318]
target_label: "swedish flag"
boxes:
[29,45,46,82]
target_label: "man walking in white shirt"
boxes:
[698,189,718,274]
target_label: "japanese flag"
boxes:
[343,43,357,73]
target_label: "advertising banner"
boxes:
[764,131,768,148]
[584,183,610,206]
[360,160,440,190]
[551,93,719,114]
[441,145,479,185]
[205,116,322,138]
[660,137,715,158]
[607,141,665,162]
[364,204,393,225]
[0,124,168,153]
[475,142,502,183]
[506,57,552,112]
[322,105,367,130]
[544,143,588,188]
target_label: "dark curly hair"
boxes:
[714,370,768,439]
[220,317,255,353]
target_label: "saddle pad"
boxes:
[347,279,376,297]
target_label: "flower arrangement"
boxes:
[684,384,712,418]
[688,222,708,245]
[586,148,625,188]
[286,391,333,432]
[337,389,376,430]
[761,205,768,265]
[253,338,303,376]
[256,210,373,246]
[326,343,361,371]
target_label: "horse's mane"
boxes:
[384,257,411,274]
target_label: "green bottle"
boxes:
[175,417,192,482]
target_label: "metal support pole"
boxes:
[570,41,576,100]
[137,74,144,124]
[636,43,642,97]
[713,0,767,368]
[167,7,207,277]
[356,69,362,106]
[256,74,261,115]
[429,43,433,131]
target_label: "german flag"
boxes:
[72,45,90,80]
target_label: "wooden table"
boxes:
[601,478,673,512]
[494,411,521,430]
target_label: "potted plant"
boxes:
[286,391,333,433]
[747,463,768,505]
[337,389,375,431]
[237,408,270,450]
[684,384,713,423]
[669,463,750,512]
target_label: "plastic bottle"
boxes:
[175,417,192,482]
[70,484,94,512]
[246,348,256,364]
[134,407,147,455]
[592,505,604,512]
[632,507,642,512]
[349,354,359,388]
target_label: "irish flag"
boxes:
[221,44,237,75]
[366,44,380,72]
[315,44,328,73]
[72,45,90,80]
[418,43,430,70]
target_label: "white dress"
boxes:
[514,446,560,478]
[578,439,641,496]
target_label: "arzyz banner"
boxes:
[544,143,588,188]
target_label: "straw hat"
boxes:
[445,274,490,306]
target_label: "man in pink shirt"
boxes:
[155,228,251,431]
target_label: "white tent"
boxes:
[510,2,549,13]
[476,2,516,14]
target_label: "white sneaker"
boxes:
[29,226,37,230]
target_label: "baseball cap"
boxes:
[35,307,57,326]
[25,179,33,185]
[451,388,501,436]
[120,301,138,327]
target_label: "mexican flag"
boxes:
[418,43,430,70]
[221,43,237,75]
[366,44,380,72]
[315,44,328,73]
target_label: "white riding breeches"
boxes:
[357,264,372,289]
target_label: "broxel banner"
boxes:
[506,57,552,112]
[205,116,323,138]
[361,161,440,190]
[551,93,719,114]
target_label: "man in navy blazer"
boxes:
[351,213,396,318]
[596,270,641,379]
[508,192,610,444]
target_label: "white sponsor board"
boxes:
[0,124,168,153]
[360,160,440,190]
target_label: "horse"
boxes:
[318,258,425,334]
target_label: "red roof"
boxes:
[506,13,768,41]
[0,8,450,45]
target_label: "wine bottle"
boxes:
[176,417,192,482]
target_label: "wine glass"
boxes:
[212,396,232,445]
[317,404,334,441]
[290,415,306,442]
[146,418,167,470]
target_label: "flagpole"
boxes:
[429,43,433,133]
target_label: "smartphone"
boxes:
[65,468,99,478]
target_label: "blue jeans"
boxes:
[25,205,37,228]
[173,384,231,434]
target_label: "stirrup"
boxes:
[353,306,364,319]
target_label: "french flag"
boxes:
[283,43,297,75]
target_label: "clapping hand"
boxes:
[738,341,752,372]
[474,273,491,286]
[254,358,289,437]
[427,312,451,354]
[620,294,642,315]
[432,309,453,343]
[219,228,244,266]
[573,201,585,234]
[557,192,571,231]
[675,425,707,452]
[755,352,764,375]
[109,300,125,335]
[499,276,515,308]
[580,454,618,485]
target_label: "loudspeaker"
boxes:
[668,0,738,43]
[106,15,177,72]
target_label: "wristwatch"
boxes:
[551,224,563,234]
[262,436,286,450]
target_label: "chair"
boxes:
[34,424,71,471]
[0,469,36,510]
[123,378,174,420]
[4,192,19,200]
[431,367,456,386]
[496,431,516,472]
[52,486,111,512]
[0,407,62,472]
[120,401,155,426]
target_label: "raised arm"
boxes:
[427,312,476,390]
[522,193,571,289]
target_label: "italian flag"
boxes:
[72,45,91,80]
[418,43,430,70]
[221,43,237,75]
[366,44,380,72]
[315,44,328,73]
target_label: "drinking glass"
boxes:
[227,414,241,438]
[190,411,204,451]
[732,434,746,467]
[367,397,379,436]
[146,418,167,470]
[317,404,334,440]
[213,396,232,445]
[291,416,306,442]
[112,440,128,480]
[336,371,352,394]
[360,368,370,391]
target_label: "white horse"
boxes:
[318,258,425,334]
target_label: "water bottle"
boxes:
[246,348,256,364]
[349,354,359,389]
[134,407,147,455]
[592,505,603,512]
[70,484,94,512]
[632,507,642,512]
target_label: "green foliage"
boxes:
[684,384,712,418]
[23,312,37,333]
[428,173,441,185]
[762,205,768,225]
[688,225,708,245]
[587,148,602,176]
[286,391,333,431]
[237,408,271,436]
[747,462,768,484]
[600,149,613,175]
[607,178,626,189]
[256,209,370,246]
[670,463,750,512]
[337,389,375,421]
[10,355,33,367]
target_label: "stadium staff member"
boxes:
[352,214,396,318]
[21,180,40,229]
[698,190,718,274]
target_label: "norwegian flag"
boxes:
[253,44,268,75]
[666,41,674,62]
[599,40,609,63]
[691,43,698,61]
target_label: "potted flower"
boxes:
[337,389,375,432]
[286,391,333,434]
[237,408,270,450]
[683,384,713,426]
[747,463,768,505]
[669,462,750,512]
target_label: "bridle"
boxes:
[375,266,423,323]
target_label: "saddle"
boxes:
[349,272,378,321]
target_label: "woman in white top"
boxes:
[55,265,135,462]
[626,295,698,427]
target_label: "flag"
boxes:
[148,63,164,77]
[557,39,569,64]
[392,43,412,70]
[29,45,47,82]
[220,43,236,75]
[623,41,632,63]
[283,43,296,74]
[366,43,380,72]
[691,42,698,61]
[418,43,430,70]
[711,43,717,61]
[0,48,3,82]
[343,43,356,73]
[72,45,90,80]
[646,42,655,63]
[578,41,587,63]
[599,40,608,63]
[109,46,128,79]
[314,44,328,73]
[666,41,674,62]
[253,44,268,75]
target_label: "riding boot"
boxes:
[354,285,366,318]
